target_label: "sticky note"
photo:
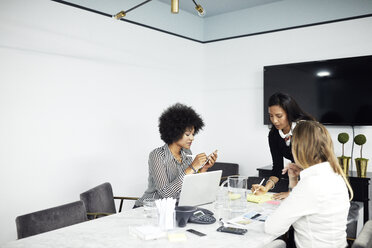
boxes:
[266,200,280,205]
[246,193,273,203]
[168,232,187,242]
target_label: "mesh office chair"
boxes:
[80,182,138,219]
[352,220,372,248]
[16,200,88,239]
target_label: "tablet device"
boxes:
[178,170,222,207]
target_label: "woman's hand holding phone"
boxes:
[191,153,208,171]
[199,150,218,172]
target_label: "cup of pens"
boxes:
[155,198,176,230]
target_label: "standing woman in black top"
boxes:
[252,92,314,200]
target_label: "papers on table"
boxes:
[226,209,275,231]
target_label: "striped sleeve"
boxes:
[148,149,185,198]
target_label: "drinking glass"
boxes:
[220,176,248,214]
[143,198,157,219]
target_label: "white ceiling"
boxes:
[52,0,372,42]
[157,0,282,17]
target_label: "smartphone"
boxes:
[201,150,218,167]
[186,229,206,237]
[216,226,247,235]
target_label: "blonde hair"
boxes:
[292,120,353,200]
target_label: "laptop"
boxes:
[178,170,222,206]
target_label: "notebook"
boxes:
[178,170,222,206]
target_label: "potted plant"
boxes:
[354,134,368,177]
[337,133,351,176]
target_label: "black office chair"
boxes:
[16,200,88,239]
[351,220,372,248]
[80,182,138,219]
[247,176,289,193]
[208,162,239,185]
[264,239,287,248]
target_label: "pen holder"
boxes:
[156,198,177,230]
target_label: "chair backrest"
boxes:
[263,239,287,248]
[247,176,289,193]
[352,220,372,248]
[347,201,363,239]
[209,162,239,184]
[16,200,87,239]
[80,182,116,218]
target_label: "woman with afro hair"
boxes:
[135,103,218,207]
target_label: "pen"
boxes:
[253,178,265,195]
[219,218,246,229]
[186,154,210,168]
[186,154,196,159]
[187,150,217,167]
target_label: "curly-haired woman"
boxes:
[135,103,218,207]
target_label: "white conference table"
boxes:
[2,201,279,248]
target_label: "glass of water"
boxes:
[143,198,157,219]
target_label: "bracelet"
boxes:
[288,187,293,192]
[267,179,276,190]
[189,165,197,173]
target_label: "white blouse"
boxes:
[265,162,350,248]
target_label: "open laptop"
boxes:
[178,170,222,206]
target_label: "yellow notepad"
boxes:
[168,232,187,242]
[246,193,273,203]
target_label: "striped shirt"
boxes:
[135,144,193,206]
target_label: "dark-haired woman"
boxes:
[252,92,313,200]
[135,103,217,207]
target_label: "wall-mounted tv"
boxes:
[263,55,372,126]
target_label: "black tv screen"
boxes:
[263,55,372,126]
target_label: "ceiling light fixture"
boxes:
[171,0,179,13]
[113,0,153,19]
[192,0,205,17]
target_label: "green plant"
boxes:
[338,133,349,157]
[354,134,367,159]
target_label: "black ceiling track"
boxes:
[50,0,372,44]
[50,0,203,43]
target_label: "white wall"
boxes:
[1,0,372,245]
[203,17,372,177]
[0,0,205,244]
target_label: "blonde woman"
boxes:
[265,121,353,248]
